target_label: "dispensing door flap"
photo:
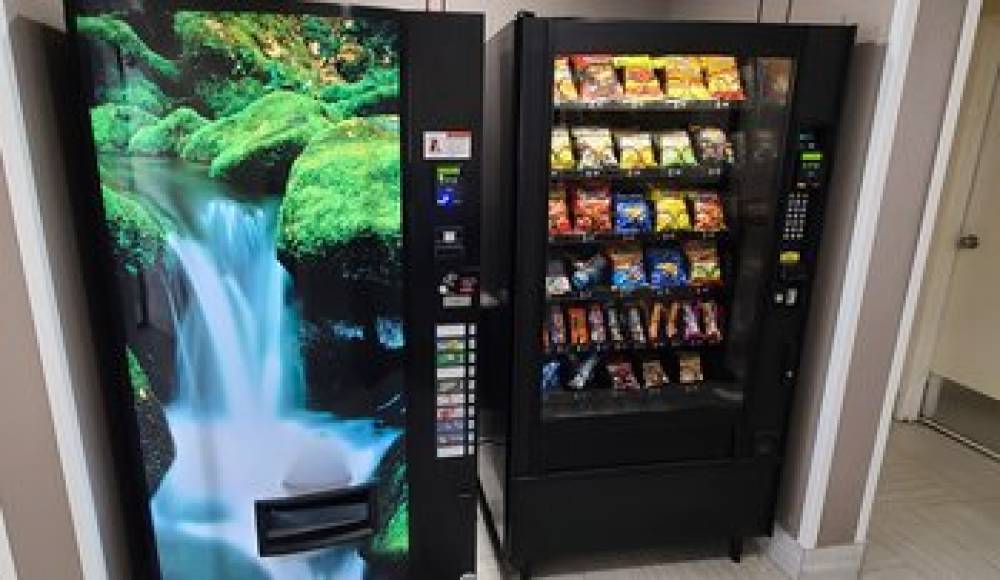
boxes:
[255,483,377,557]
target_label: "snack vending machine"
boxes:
[64,1,482,578]
[480,15,854,576]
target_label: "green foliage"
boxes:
[126,349,151,398]
[98,74,170,116]
[129,107,209,156]
[100,183,168,273]
[181,90,331,181]
[194,77,267,118]
[320,66,399,118]
[77,15,179,79]
[90,104,158,153]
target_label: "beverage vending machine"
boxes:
[63,1,482,578]
[480,14,855,577]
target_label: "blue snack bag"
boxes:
[610,244,647,291]
[614,193,652,234]
[647,246,688,288]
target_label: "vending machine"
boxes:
[480,14,854,577]
[63,1,481,578]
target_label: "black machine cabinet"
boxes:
[480,15,855,575]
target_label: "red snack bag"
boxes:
[690,192,725,232]
[549,186,573,235]
[607,357,641,390]
[573,55,624,102]
[573,184,613,233]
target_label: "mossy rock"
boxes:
[100,183,169,273]
[277,117,401,260]
[77,15,179,79]
[90,104,159,154]
[180,90,331,182]
[127,349,175,494]
[98,73,171,116]
[129,107,209,156]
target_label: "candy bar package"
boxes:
[572,55,624,102]
[572,127,618,170]
[551,127,575,170]
[549,305,568,346]
[701,301,723,343]
[553,56,579,103]
[548,186,573,235]
[626,305,646,344]
[651,189,692,232]
[678,352,705,384]
[568,306,589,346]
[607,306,625,343]
[588,304,607,344]
[681,301,703,342]
[657,130,698,167]
[702,55,745,101]
[685,241,723,286]
[541,358,563,393]
[666,301,681,341]
[693,126,734,165]
[690,192,725,232]
[661,56,711,101]
[647,246,688,289]
[568,355,601,390]
[607,357,641,390]
[546,258,571,297]
[614,193,652,234]
[570,253,608,291]
[615,55,663,101]
[572,185,613,233]
[647,301,665,343]
[642,359,669,389]
[609,244,647,291]
[615,132,657,170]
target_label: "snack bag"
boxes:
[678,352,705,384]
[616,132,658,170]
[627,305,646,344]
[572,127,618,170]
[647,246,688,289]
[681,301,703,342]
[607,306,625,343]
[661,56,711,101]
[572,55,624,102]
[666,301,681,340]
[546,258,571,296]
[647,302,665,343]
[642,359,669,389]
[609,244,647,291]
[553,57,579,103]
[568,355,601,390]
[551,127,575,170]
[693,126,734,164]
[549,305,567,346]
[541,358,563,393]
[657,130,698,167]
[684,241,723,286]
[701,301,723,343]
[614,193,652,234]
[568,306,589,346]
[573,185,613,233]
[548,186,573,235]
[607,357,641,390]
[570,253,608,291]
[588,304,607,344]
[702,55,745,101]
[690,192,725,232]
[615,55,664,101]
[651,189,692,232]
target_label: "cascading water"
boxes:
[150,196,400,580]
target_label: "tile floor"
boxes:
[477,423,1000,579]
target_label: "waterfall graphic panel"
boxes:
[71,5,406,579]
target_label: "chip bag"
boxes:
[614,193,652,234]
[702,55,745,101]
[570,253,608,291]
[572,185,613,233]
[548,185,573,235]
[615,131,657,170]
[660,55,711,101]
[652,189,692,232]
[545,258,571,297]
[693,126,734,164]
[551,127,575,170]
[572,127,618,169]
[615,55,664,101]
[678,352,704,384]
[553,56,579,103]
[607,357,641,390]
[690,192,725,232]
[642,359,669,389]
[658,130,698,167]
[647,246,688,289]
[684,241,723,286]
[610,244,647,291]
[572,55,624,102]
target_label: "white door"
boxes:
[932,18,1000,400]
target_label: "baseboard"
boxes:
[763,525,865,580]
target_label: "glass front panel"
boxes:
[73,5,407,578]
[543,54,795,420]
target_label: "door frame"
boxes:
[854,0,986,543]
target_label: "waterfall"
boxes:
[148,197,400,580]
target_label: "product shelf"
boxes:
[541,380,743,420]
[550,164,727,184]
[546,285,721,304]
[548,230,728,247]
[554,99,748,113]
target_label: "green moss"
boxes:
[90,104,159,153]
[126,349,151,398]
[181,90,331,181]
[100,183,168,273]
[277,117,401,259]
[129,107,209,156]
[77,15,179,79]
[320,66,398,118]
[99,74,171,116]
[194,77,267,118]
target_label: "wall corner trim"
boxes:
[764,525,866,580]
